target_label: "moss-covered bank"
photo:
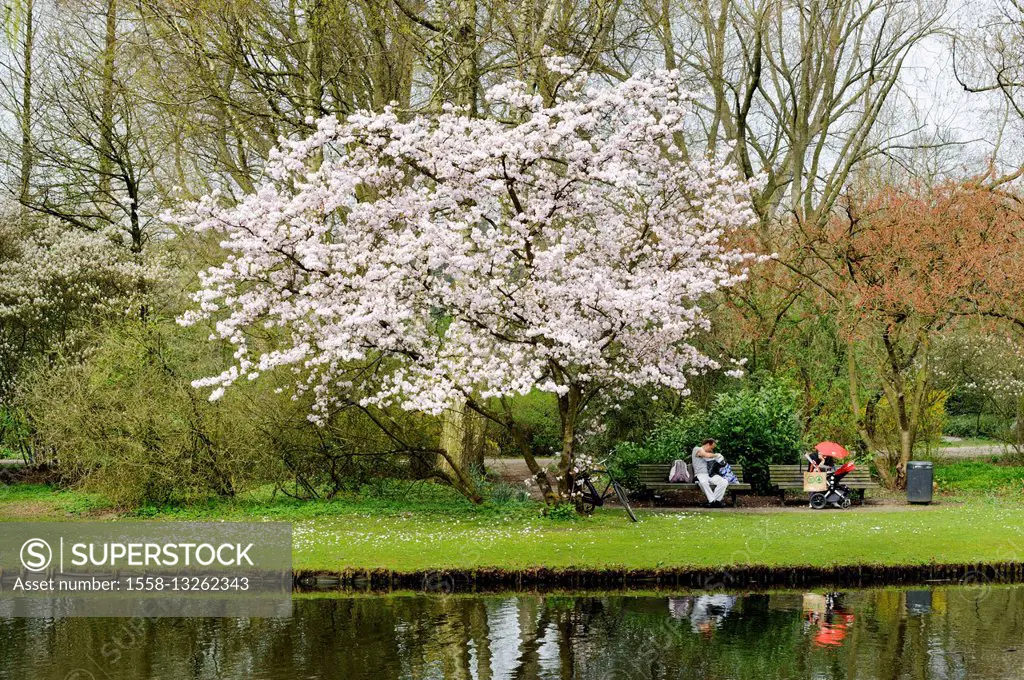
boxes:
[293,560,1024,593]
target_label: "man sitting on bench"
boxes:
[692,438,728,507]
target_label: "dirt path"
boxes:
[485,456,556,484]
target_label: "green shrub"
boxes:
[0,407,31,461]
[469,466,531,507]
[484,480,530,506]
[609,376,805,494]
[495,391,561,457]
[18,318,433,507]
[588,385,699,453]
[17,320,280,506]
[709,378,806,492]
[545,502,578,521]
[606,441,665,491]
[944,414,1008,439]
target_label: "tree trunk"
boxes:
[659,0,675,70]
[850,343,899,488]
[891,388,912,490]
[524,0,559,106]
[369,1,415,112]
[303,0,325,120]
[438,399,488,503]
[848,344,877,452]
[98,0,117,196]
[1014,396,1024,456]
[555,384,582,501]
[454,0,478,115]
[896,428,912,488]
[18,0,34,209]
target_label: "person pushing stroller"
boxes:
[805,441,857,509]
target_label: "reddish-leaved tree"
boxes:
[802,181,1024,487]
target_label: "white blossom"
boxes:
[175,70,759,423]
[0,218,153,395]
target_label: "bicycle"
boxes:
[576,461,638,522]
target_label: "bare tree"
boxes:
[660,0,948,228]
[952,0,1024,188]
[0,0,39,212]
[11,2,162,254]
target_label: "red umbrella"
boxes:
[815,441,850,459]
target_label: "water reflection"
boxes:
[0,585,1022,679]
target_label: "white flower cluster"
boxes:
[934,333,1024,399]
[0,219,152,394]
[175,69,758,422]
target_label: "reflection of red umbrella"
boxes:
[815,441,850,459]
[814,614,855,647]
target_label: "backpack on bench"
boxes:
[668,459,693,483]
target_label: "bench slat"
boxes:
[633,461,878,508]
[635,463,753,506]
[639,464,878,487]
[645,483,752,490]
[773,482,878,488]
[639,465,745,473]
[638,464,749,491]
[767,464,878,490]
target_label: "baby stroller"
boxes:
[806,441,856,510]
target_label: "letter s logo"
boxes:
[20,538,52,572]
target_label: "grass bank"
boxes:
[2,480,1024,575]
[288,500,1024,573]
[935,460,1024,493]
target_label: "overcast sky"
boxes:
[900,0,1021,177]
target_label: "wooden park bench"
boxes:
[767,464,879,504]
[637,464,752,506]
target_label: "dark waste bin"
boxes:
[906,590,932,615]
[907,461,933,504]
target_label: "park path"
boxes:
[485,456,555,485]
[933,444,1013,458]
[0,444,1008,476]
[486,443,1012,486]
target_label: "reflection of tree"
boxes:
[4,589,1024,678]
[555,604,577,680]
[839,587,1024,679]
[512,596,543,680]
[468,599,492,680]
[434,597,476,680]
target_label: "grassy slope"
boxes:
[2,481,1023,573]
[290,503,1024,572]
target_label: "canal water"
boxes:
[1,584,1022,679]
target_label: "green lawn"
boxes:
[289,502,1024,572]
[2,480,1024,573]
[935,460,1024,492]
[936,437,1001,448]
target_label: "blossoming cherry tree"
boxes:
[177,68,757,504]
